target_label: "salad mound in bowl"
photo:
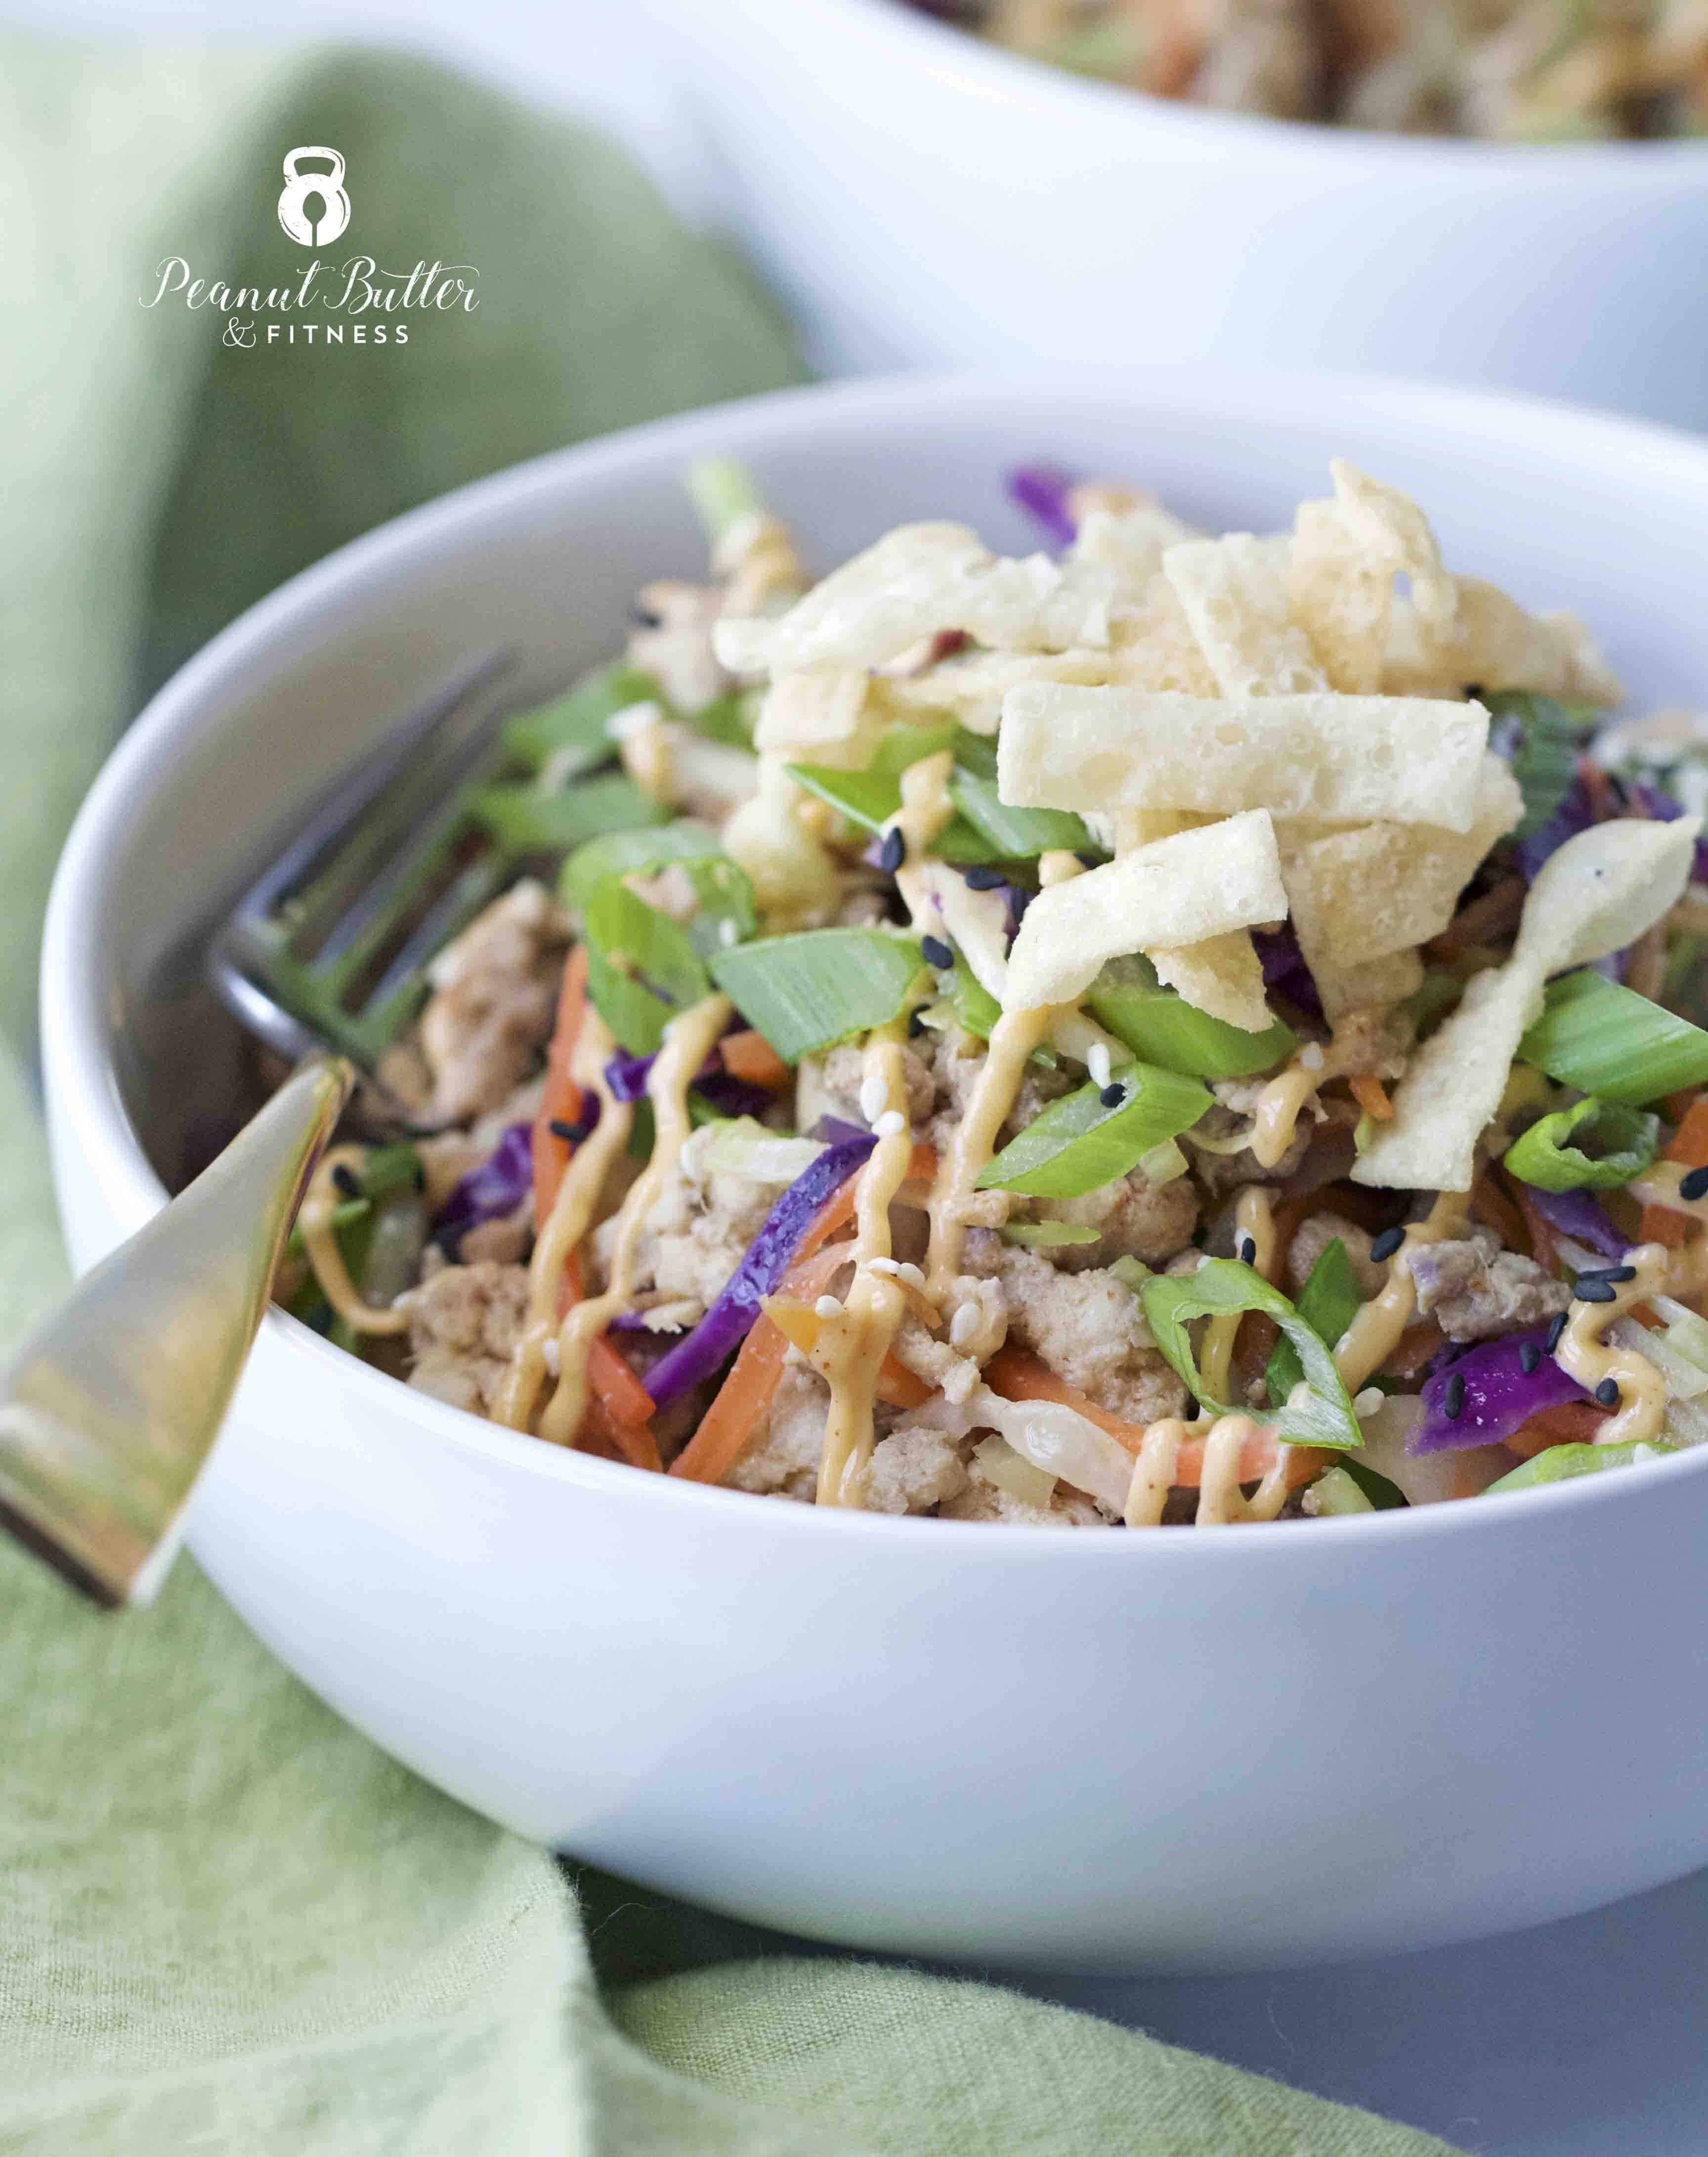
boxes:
[43,374,1708,1970]
[278,453,1708,1531]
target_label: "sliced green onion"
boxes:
[1001,1220,1102,1249]
[1140,1259,1362,1450]
[583,877,711,1055]
[1518,969,1708,1104]
[947,736,1091,858]
[870,723,959,774]
[504,663,662,772]
[1086,954,1296,1080]
[976,1061,1211,1199]
[1265,1237,1362,1410]
[1308,1466,1374,1515]
[684,690,754,749]
[561,820,724,909]
[472,775,667,855]
[1337,1455,1409,1509]
[1483,690,1601,840]
[938,950,1001,1040]
[708,928,922,1063]
[786,762,1003,865]
[284,1196,367,1263]
[1486,1438,1679,1494]
[1108,1255,1153,1292]
[1653,1294,1708,1378]
[685,457,766,548]
[1136,1137,1189,1185]
[675,855,758,959]
[1503,1093,1660,1190]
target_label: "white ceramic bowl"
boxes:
[648,0,1708,431]
[42,371,1708,1974]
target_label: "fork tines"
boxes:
[211,650,516,1072]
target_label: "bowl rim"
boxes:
[803,0,1708,173]
[43,364,1708,1561]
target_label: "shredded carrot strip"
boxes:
[764,1295,932,1408]
[1502,1399,1607,1462]
[532,947,589,1232]
[1348,1074,1393,1122]
[720,1030,792,1090]
[983,1349,1324,1490]
[1503,1173,1560,1275]
[1383,1321,1447,1382]
[1469,1170,1527,1254]
[1641,1096,1708,1250]
[670,1143,938,1486]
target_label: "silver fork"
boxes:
[211,649,516,1082]
[2,651,536,1606]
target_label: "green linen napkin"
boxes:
[0,34,1466,2156]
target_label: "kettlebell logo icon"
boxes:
[278,146,350,248]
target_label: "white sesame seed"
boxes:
[895,1262,927,1289]
[717,917,740,947]
[1087,1043,1112,1090]
[867,1257,900,1276]
[949,1304,980,1350]
[874,1109,906,1137]
[814,1295,842,1320]
[1300,1043,1325,1073]
[858,1074,888,1124]
[1353,1387,1383,1418]
[541,1338,560,1377]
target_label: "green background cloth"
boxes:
[0,34,1466,2155]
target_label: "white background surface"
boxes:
[10,0,1705,2145]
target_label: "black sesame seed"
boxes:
[963,864,1007,892]
[1595,1377,1621,1409]
[1574,1278,1618,1303]
[1369,1226,1405,1264]
[920,935,953,970]
[1519,1341,1542,1374]
[1577,1263,1636,1285]
[908,1010,927,1038]
[1074,850,1102,870]
[1681,1165,1708,1202]
[1546,1311,1569,1353]
[878,826,906,875]
[331,1163,361,1200]
[1444,1371,1466,1421]
[630,604,664,630]
[1009,887,1030,924]
[1238,1235,1257,1266]
[1100,1083,1126,1108]
[549,1116,591,1145]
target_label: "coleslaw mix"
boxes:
[276,455,1708,1526]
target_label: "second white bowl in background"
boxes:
[649,0,1708,431]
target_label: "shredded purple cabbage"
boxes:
[692,1070,778,1121]
[434,1122,533,1258]
[1525,1186,1629,1261]
[602,1050,773,1122]
[1006,465,1078,549]
[1252,925,1324,1023]
[641,1133,877,1405]
[812,1115,874,1148]
[1518,778,1594,881]
[1411,1325,1591,1455]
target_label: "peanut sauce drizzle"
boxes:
[495,1008,633,1436]
[538,992,732,1448]
[1555,1241,1669,1450]
[296,1144,410,1336]
[1332,1191,1468,1392]
[814,1020,919,1509]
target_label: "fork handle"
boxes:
[0,1055,351,1607]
